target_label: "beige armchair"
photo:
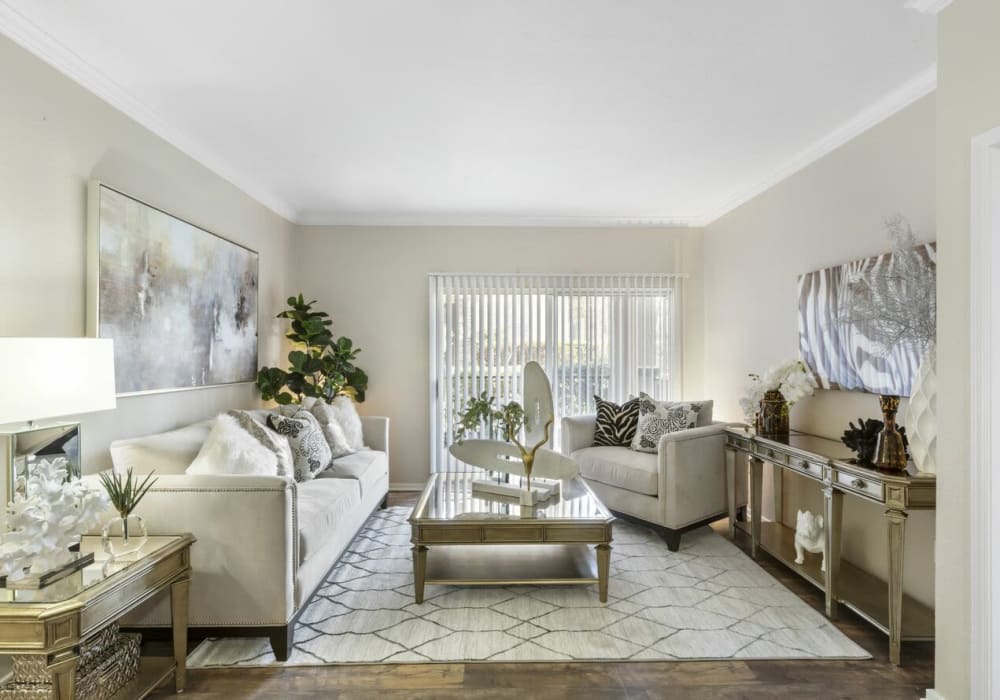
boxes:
[561,416,746,550]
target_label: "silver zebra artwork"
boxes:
[797,242,935,396]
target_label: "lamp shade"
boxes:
[0,338,117,425]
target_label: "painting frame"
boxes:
[86,181,259,397]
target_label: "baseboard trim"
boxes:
[390,483,426,492]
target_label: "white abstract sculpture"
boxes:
[0,458,109,582]
[449,361,578,503]
[793,509,826,573]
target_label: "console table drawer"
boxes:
[836,471,884,502]
[727,434,751,452]
[419,526,482,543]
[787,457,824,481]
[755,445,788,465]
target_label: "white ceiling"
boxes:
[0,1,936,226]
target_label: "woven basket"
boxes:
[1,630,141,700]
[11,624,121,684]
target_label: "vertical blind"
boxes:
[428,273,685,473]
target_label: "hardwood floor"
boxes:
[149,492,933,699]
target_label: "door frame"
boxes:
[969,125,1000,700]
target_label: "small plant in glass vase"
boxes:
[738,360,817,438]
[99,467,158,558]
[454,393,552,488]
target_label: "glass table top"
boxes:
[0,536,182,604]
[411,471,611,523]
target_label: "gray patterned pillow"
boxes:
[227,410,295,479]
[266,409,332,481]
[630,396,701,453]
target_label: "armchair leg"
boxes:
[379,494,389,510]
[662,529,682,552]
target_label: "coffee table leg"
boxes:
[596,544,611,602]
[412,545,428,603]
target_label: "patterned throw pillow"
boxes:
[266,409,332,481]
[227,410,296,479]
[630,394,702,453]
[592,395,640,447]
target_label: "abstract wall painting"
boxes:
[797,242,936,397]
[87,183,258,395]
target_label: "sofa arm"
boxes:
[561,416,597,455]
[657,425,729,530]
[362,416,389,456]
[124,472,298,628]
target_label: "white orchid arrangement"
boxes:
[739,359,817,424]
[0,458,110,582]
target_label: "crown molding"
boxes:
[904,0,953,15]
[697,64,937,227]
[0,1,297,222]
[294,211,702,228]
[0,1,938,231]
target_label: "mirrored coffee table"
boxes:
[408,472,615,603]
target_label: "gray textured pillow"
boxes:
[227,410,295,479]
[266,409,332,481]
[630,395,701,453]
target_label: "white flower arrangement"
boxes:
[0,458,110,582]
[739,359,818,424]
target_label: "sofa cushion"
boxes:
[317,449,387,500]
[296,478,361,563]
[110,420,213,475]
[572,446,658,496]
[187,414,279,476]
[228,410,295,479]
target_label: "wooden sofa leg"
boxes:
[662,529,682,552]
[269,624,293,661]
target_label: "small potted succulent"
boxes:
[99,467,158,557]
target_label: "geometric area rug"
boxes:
[188,506,869,666]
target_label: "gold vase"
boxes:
[873,395,908,472]
[755,390,789,439]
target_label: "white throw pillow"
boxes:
[311,402,354,458]
[331,395,365,451]
[266,409,332,481]
[186,414,279,476]
[228,409,295,479]
[630,394,701,453]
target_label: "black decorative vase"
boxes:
[756,390,790,440]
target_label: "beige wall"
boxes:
[703,94,937,608]
[934,0,1000,697]
[0,34,295,471]
[295,226,704,488]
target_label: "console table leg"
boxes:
[412,545,428,604]
[596,544,611,602]
[750,457,763,559]
[725,447,737,538]
[887,508,908,665]
[823,486,843,620]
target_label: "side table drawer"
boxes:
[545,526,608,543]
[726,434,751,452]
[483,526,544,543]
[836,471,885,503]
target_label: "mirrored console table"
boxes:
[724,427,936,665]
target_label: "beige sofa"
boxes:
[108,410,389,660]
[561,415,745,550]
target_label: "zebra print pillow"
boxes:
[592,395,640,447]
